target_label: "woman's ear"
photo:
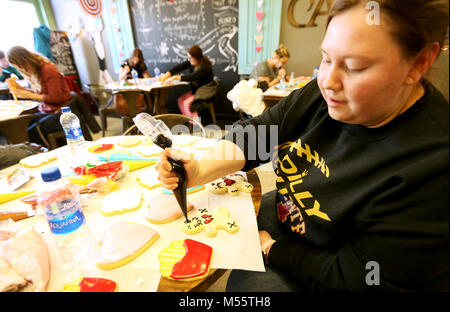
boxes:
[405,42,441,85]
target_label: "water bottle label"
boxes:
[47,208,85,234]
[45,198,86,234]
[64,127,83,140]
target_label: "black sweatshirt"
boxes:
[168,60,213,94]
[224,79,449,291]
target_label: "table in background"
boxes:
[262,78,312,109]
[157,169,261,292]
[0,100,38,144]
[106,79,189,117]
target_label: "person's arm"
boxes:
[119,64,130,80]
[11,67,23,80]
[168,61,191,76]
[156,140,246,190]
[143,70,151,78]
[179,65,211,82]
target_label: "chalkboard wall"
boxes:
[129,0,240,120]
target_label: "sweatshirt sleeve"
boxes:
[180,64,212,82]
[268,151,449,291]
[168,61,191,75]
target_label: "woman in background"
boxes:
[119,48,150,80]
[250,44,290,90]
[6,46,100,145]
[160,45,214,118]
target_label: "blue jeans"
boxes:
[226,190,303,292]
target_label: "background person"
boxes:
[160,45,214,118]
[119,48,150,80]
[250,44,290,91]
[6,46,100,145]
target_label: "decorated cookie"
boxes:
[95,222,159,270]
[162,185,205,195]
[88,144,114,153]
[100,188,142,217]
[146,193,194,224]
[193,139,217,150]
[207,173,253,196]
[182,207,239,238]
[19,153,57,168]
[158,239,213,281]
[137,144,162,157]
[172,135,198,146]
[59,277,117,292]
[118,136,142,147]
[136,169,161,190]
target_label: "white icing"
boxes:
[95,222,158,265]
[101,188,142,214]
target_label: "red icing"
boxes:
[94,144,114,152]
[204,218,213,224]
[170,239,213,280]
[79,277,117,292]
[223,178,236,186]
[201,214,211,219]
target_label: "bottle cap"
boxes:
[61,107,71,113]
[41,166,62,182]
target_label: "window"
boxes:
[0,0,41,52]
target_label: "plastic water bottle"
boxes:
[154,67,160,77]
[313,66,319,79]
[37,166,93,267]
[60,106,88,166]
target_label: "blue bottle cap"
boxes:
[41,166,62,182]
[61,106,71,113]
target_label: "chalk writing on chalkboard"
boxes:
[49,30,78,76]
[130,0,238,73]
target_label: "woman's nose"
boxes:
[320,65,343,91]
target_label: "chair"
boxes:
[192,77,220,125]
[85,84,115,137]
[122,113,206,137]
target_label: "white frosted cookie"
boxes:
[182,207,239,238]
[101,188,143,217]
[172,135,198,146]
[137,144,162,157]
[207,173,253,196]
[95,222,159,270]
[19,153,57,168]
[117,136,142,147]
[146,193,194,224]
[193,139,217,150]
[136,169,161,190]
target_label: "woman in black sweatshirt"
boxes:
[160,45,213,118]
[156,0,449,291]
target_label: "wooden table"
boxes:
[1,135,263,292]
[106,80,189,129]
[0,101,38,144]
[262,78,313,109]
[157,169,262,292]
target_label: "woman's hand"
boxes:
[155,148,202,190]
[259,230,276,259]
[163,74,181,85]
[13,89,42,101]
[159,72,171,82]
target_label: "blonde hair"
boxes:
[7,46,52,90]
[274,44,290,58]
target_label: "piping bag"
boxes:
[133,113,190,222]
